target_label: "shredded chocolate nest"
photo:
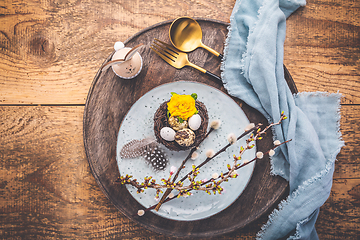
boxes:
[154,101,209,151]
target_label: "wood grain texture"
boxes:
[0,0,234,105]
[1,0,359,238]
[82,19,293,238]
[283,0,360,104]
[0,0,358,104]
[0,105,359,239]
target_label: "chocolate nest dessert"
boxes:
[154,100,209,151]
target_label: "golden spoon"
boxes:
[169,17,223,58]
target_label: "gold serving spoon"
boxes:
[169,17,223,58]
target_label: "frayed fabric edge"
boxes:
[269,91,345,177]
[241,0,269,80]
[268,128,289,179]
[294,90,344,99]
[222,2,345,237]
[291,215,312,240]
[293,91,346,152]
[257,91,344,239]
[221,0,247,94]
[256,158,338,240]
[220,0,242,78]
[334,92,346,154]
[221,0,264,92]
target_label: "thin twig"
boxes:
[154,128,215,211]
[118,114,289,214]
[155,123,262,210]
[178,124,261,183]
[136,139,291,214]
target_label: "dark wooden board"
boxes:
[83,18,296,238]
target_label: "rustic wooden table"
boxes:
[0,0,359,239]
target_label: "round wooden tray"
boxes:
[83,18,297,238]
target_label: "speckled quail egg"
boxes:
[160,127,176,141]
[174,128,195,147]
[168,115,188,131]
[188,114,201,131]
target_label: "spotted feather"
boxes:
[120,138,168,171]
[120,138,155,158]
[144,144,168,171]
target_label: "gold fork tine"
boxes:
[150,45,177,68]
[151,42,176,62]
[154,39,180,55]
[150,38,222,83]
[151,39,187,70]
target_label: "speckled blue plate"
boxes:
[116,81,255,221]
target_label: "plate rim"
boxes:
[115,80,257,221]
[83,18,292,238]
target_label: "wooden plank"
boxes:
[318,103,360,236]
[296,0,360,27]
[0,103,359,238]
[82,19,290,238]
[284,1,360,104]
[1,0,359,238]
[335,105,360,168]
[317,178,360,238]
[0,105,265,238]
[0,0,234,105]
[1,0,359,104]
[0,106,156,239]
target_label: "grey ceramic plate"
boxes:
[116,81,256,221]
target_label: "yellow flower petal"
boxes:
[167,94,197,120]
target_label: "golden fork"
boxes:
[150,39,221,82]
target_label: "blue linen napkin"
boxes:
[221,0,344,239]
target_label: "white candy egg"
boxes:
[114,41,125,51]
[160,127,176,141]
[188,114,201,131]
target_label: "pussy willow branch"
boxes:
[178,123,262,183]
[116,124,260,193]
[139,139,291,214]
[154,123,263,211]
[118,113,288,214]
[154,127,215,211]
[156,117,284,207]
[116,124,259,200]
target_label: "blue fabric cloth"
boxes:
[221,0,344,239]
